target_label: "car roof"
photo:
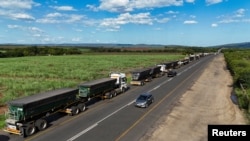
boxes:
[139,93,152,96]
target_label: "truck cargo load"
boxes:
[130,68,152,86]
[149,65,162,78]
[8,88,78,120]
[78,78,117,100]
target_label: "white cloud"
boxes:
[37,13,85,24]
[156,17,170,23]
[100,12,153,30]
[90,0,183,12]
[10,13,35,20]
[0,0,39,21]
[185,0,195,3]
[166,10,179,14]
[211,23,218,27]
[183,20,198,24]
[0,0,39,9]
[7,25,21,29]
[72,37,81,42]
[8,25,43,32]
[46,12,63,18]
[217,8,248,24]
[234,8,245,18]
[206,0,223,5]
[52,6,76,11]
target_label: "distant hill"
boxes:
[212,42,250,48]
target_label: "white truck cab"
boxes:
[109,72,128,93]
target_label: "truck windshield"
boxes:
[132,73,140,80]
[6,106,23,121]
[79,86,89,98]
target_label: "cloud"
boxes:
[166,10,179,14]
[211,23,218,27]
[183,20,198,24]
[156,17,170,23]
[8,24,43,32]
[52,6,76,11]
[217,8,248,24]
[234,8,245,18]
[37,13,85,23]
[0,0,40,9]
[90,0,183,12]
[10,13,35,20]
[206,0,223,5]
[0,0,39,21]
[185,0,195,3]
[100,12,153,30]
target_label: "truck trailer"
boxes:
[78,74,128,100]
[130,68,152,86]
[149,65,162,78]
[4,88,86,137]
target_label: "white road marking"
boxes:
[67,123,98,141]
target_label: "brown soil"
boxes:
[140,54,247,141]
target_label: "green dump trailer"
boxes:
[4,88,86,137]
[78,78,118,100]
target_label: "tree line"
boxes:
[0,46,81,57]
[0,45,219,58]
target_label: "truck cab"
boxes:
[109,72,128,93]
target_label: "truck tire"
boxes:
[77,103,86,112]
[25,125,36,136]
[140,82,144,86]
[113,91,117,97]
[121,88,125,93]
[109,93,113,99]
[70,106,79,116]
[35,119,47,131]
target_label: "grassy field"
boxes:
[0,53,185,106]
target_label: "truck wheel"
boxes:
[113,91,117,97]
[141,82,144,86]
[25,125,36,136]
[70,106,79,116]
[109,93,113,99]
[121,88,125,93]
[35,119,47,131]
[77,103,86,112]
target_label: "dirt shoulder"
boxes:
[140,54,247,141]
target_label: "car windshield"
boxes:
[138,95,147,100]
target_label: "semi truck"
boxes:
[130,68,152,86]
[78,73,128,100]
[4,88,86,137]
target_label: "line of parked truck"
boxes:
[3,53,211,137]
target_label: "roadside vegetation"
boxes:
[223,49,250,122]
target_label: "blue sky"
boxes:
[0,0,250,46]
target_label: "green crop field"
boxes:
[0,53,185,106]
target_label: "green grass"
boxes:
[0,114,5,129]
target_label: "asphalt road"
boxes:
[0,54,216,141]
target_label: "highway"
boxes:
[1,54,216,141]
